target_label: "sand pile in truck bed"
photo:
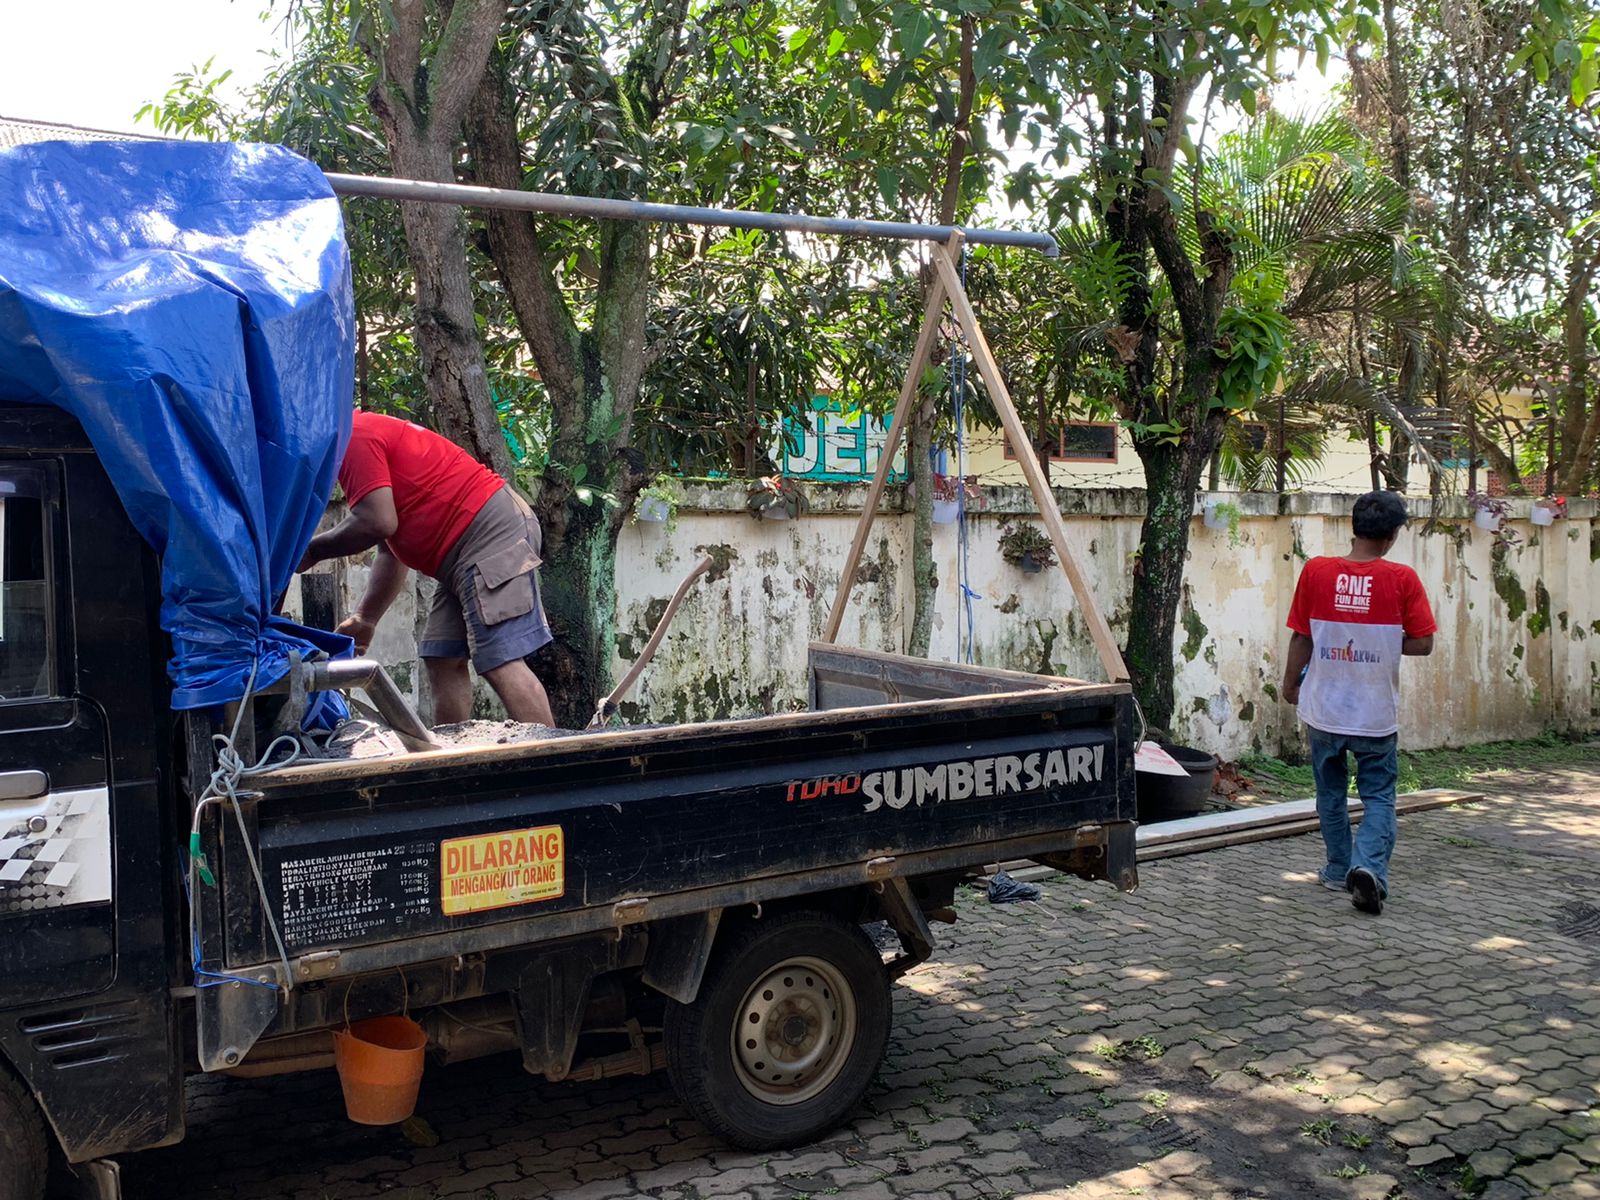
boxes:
[313,717,674,761]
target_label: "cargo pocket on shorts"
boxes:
[472,537,540,626]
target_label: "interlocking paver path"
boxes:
[127,765,1600,1199]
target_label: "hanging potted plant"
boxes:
[1202,499,1244,547]
[633,474,683,530]
[998,521,1055,574]
[931,474,985,525]
[747,475,808,521]
[1531,495,1566,527]
[1468,490,1510,532]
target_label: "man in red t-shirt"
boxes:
[299,412,556,727]
[1281,491,1436,917]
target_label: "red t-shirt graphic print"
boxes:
[1286,557,1437,738]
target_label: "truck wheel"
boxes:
[0,1065,47,1200]
[664,910,891,1151]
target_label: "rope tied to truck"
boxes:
[187,660,301,992]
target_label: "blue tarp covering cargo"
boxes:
[0,139,355,710]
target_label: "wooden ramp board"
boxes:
[1004,789,1485,881]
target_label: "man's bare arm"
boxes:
[299,489,399,572]
[1281,632,1314,705]
[337,545,408,654]
[1402,634,1434,656]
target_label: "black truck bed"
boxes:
[213,645,1134,982]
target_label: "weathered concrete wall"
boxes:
[322,486,1600,760]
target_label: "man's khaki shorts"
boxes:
[417,487,553,672]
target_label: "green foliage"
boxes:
[1240,731,1600,800]
[637,235,830,476]
[135,58,237,140]
[1205,501,1245,548]
[1217,300,1293,410]
[1511,0,1600,106]
[1300,1118,1338,1145]
[1096,1035,1166,1061]
[633,473,685,532]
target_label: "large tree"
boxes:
[1017,0,1371,728]
[356,0,515,476]
[1351,0,1600,494]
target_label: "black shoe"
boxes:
[1348,868,1383,915]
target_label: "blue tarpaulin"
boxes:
[0,139,356,710]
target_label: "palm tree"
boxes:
[1198,109,1456,491]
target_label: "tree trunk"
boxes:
[462,53,653,726]
[907,15,976,661]
[906,396,937,657]
[530,476,620,729]
[1556,254,1599,494]
[387,139,514,479]
[1475,433,1527,492]
[1381,0,1417,491]
[1367,414,1383,491]
[362,0,511,478]
[1124,428,1219,732]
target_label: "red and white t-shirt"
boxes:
[1286,557,1437,738]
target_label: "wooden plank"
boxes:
[1138,788,1483,849]
[929,243,1127,683]
[1137,821,1324,862]
[1003,789,1486,879]
[820,245,952,644]
[1136,799,1320,847]
[809,641,1099,692]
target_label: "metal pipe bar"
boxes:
[309,661,439,752]
[324,173,1059,258]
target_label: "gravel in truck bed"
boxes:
[311,717,665,761]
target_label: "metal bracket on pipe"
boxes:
[259,659,438,752]
[310,660,438,752]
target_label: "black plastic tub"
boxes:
[1136,743,1217,823]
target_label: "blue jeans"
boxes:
[1307,726,1398,895]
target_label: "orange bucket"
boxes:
[333,1015,428,1125]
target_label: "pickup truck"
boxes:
[0,402,1136,1199]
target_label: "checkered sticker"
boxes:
[0,786,110,913]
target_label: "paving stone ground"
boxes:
[123,765,1600,1200]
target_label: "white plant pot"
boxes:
[1202,502,1227,530]
[636,497,670,524]
[1531,505,1555,527]
[932,499,959,525]
[1474,509,1500,532]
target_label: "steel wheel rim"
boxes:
[729,955,857,1105]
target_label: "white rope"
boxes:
[187,660,301,992]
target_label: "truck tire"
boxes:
[664,909,891,1151]
[0,1065,47,1200]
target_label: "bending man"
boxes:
[300,411,556,727]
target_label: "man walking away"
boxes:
[1280,491,1436,916]
[300,412,556,727]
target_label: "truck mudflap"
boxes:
[1031,819,1138,892]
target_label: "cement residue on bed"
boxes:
[314,717,646,761]
[428,719,588,747]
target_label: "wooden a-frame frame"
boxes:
[820,233,1129,684]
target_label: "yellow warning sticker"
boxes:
[440,825,565,916]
